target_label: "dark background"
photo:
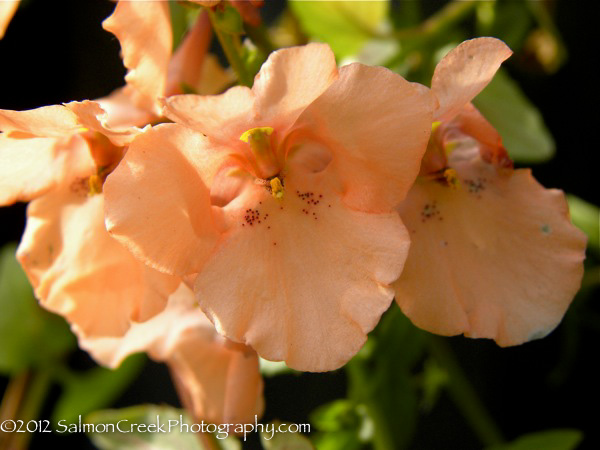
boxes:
[0,1,597,449]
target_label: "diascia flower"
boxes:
[104,43,434,371]
[392,38,587,345]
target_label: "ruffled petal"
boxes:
[17,186,179,339]
[0,0,19,39]
[253,43,338,132]
[103,0,172,114]
[432,37,512,121]
[162,86,256,145]
[292,63,434,212]
[393,157,586,345]
[64,100,140,147]
[95,86,156,129]
[194,167,409,371]
[0,105,82,137]
[104,124,223,275]
[80,283,264,425]
[0,133,94,205]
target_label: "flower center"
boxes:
[240,126,286,199]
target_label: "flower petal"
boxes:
[0,0,19,39]
[0,105,82,137]
[0,133,94,205]
[162,86,256,145]
[96,86,156,129]
[104,124,222,275]
[64,100,140,147]
[253,43,338,132]
[17,186,179,339]
[432,37,512,121]
[103,0,172,114]
[80,283,264,425]
[393,159,586,345]
[292,63,434,212]
[194,169,409,372]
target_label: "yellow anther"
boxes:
[443,168,460,190]
[431,121,441,133]
[88,174,103,195]
[78,127,89,133]
[270,177,284,200]
[239,127,274,143]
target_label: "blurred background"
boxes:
[1,0,598,449]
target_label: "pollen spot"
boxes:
[421,201,440,222]
[465,177,486,194]
[541,224,552,235]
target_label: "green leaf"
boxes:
[567,195,600,254]
[260,420,313,450]
[87,405,204,450]
[310,400,365,450]
[52,354,146,425]
[473,69,555,163]
[169,0,202,51]
[259,358,298,377]
[0,243,75,374]
[289,0,389,59]
[486,429,583,450]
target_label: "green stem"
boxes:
[346,362,395,450]
[207,9,253,87]
[428,337,504,447]
[9,370,53,450]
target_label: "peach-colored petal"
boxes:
[0,105,82,137]
[103,0,172,114]
[0,133,94,205]
[17,184,179,338]
[96,86,156,129]
[0,0,19,39]
[253,43,338,133]
[432,37,512,122]
[230,0,262,27]
[189,0,221,7]
[64,100,140,147]
[162,86,256,145]
[80,283,264,425]
[292,63,434,212]
[165,11,213,97]
[393,157,586,345]
[194,167,409,372]
[104,124,223,276]
[168,329,264,425]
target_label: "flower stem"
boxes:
[428,337,505,447]
[346,361,395,450]
[207,9,253,87]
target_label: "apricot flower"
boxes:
[0,102,180,339]
[104,43,434,371]
[392,38,587,345]
[81,283,264,425]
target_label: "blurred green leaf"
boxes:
[310,400,365,450]
[473,69,555,163]
[0,243,75,374]
[259,358,298,377]
[419,357,448,412]
[52,354,146,425]
[567,195,599,254]
[260,420,313,450]
[477,2,533,51]
[486,429,583,450]
[88,405,203,450]
[289,0,389,59]
[345,307,425,449]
